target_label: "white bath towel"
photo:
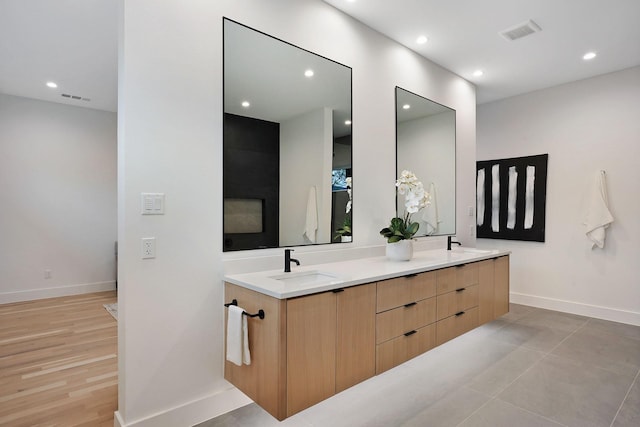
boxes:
[303,186,318,243]
[226,305,251,366]
[583,170,614,249]
[422,182,440,234]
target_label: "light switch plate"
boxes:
[141,193,165,215]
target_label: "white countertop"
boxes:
[223,247,511,299]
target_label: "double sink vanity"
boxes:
[224,247,510,420]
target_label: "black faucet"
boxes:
[284,249,300,272]
[447,236,462,251]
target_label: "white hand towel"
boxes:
[226,305,251,366]
[303,186,318,243]
[421,182,440,235]
[583,170,614,249]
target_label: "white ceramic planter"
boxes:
[385,239,414,261]
[340,235,352,243]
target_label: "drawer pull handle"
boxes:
[404,330,417,337]
[456,288,466,292]
[332,288,345,293]
[405,274,418,278]
[455,311,465,317]
[404,302,417,308]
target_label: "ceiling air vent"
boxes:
[499,19,541,41]
[61,93,91,102]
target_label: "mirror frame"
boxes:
[222,18,353,251]
[395,86,456,237]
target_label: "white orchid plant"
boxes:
[380,170,431,243]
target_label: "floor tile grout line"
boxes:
[454,315,590,426]
[609,367,639,427]
[453,318,583,427]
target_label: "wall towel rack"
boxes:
[224,299,265,319]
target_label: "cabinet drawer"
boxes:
[377,271,436,313]
[436,263,479,295]
[436,285,479,321]
[436,307,479,346]
[376,297,436,344]
[376,323,436,374]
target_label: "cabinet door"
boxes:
[494,256,510,317]
[336,284,376,392]
[477,259,495,325]
[224,283,287,420]
[286,292,336,416]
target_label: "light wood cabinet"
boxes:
[478,255,510,325]
[376,323,436,373]
[436,307,479,345]
[224,283,287,420]
[286,291,336,415]
[224,254,509,420]
[376,271,436,312]
[494,256,510,317]
[225,282,375,420]
[478,259,496,325]
[435,263,480,345]
[335,284,377,392]
[288,284,376,416]
[375,272,437,373]
[436,285,479,320]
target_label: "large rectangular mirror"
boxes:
[396,87,456,236]
[223,19,352,251]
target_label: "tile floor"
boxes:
[198,304,640,427]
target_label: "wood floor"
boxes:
[0,291,117,427]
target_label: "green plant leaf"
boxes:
[387,235,403,243]
[406,222,419,236]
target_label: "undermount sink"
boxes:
[269,270,341,286]
[453,247,492,254]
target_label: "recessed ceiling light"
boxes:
[473,69,484,77]
[46,81,58,88]
[583,52,597,60]
[304,69,314,77]
[345,120,352,126]
[416,35,428,45]
[241,101,250,108]
[403,104,411,110]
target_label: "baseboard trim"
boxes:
[0,281,116,304]
[510,292,640,326]
[114,386,251,427]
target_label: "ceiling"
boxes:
[0,0,117,112]
[1,0,639,112]
[324,0,640,103]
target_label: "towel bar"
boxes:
[224,299,265,319]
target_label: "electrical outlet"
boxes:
[44,269,52,279]
[142,237,156,259]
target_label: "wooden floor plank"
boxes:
[0,291,117,426]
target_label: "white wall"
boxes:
[280,108,333,246]
[0,94,117,303]
[398,111,456,235]
[477,66,640,326]
[117,0,476,426]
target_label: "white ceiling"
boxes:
[0,0,117,112]
[324,0,640,103]
[1,0,639,112]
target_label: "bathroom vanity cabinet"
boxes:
[224,253,509,420]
